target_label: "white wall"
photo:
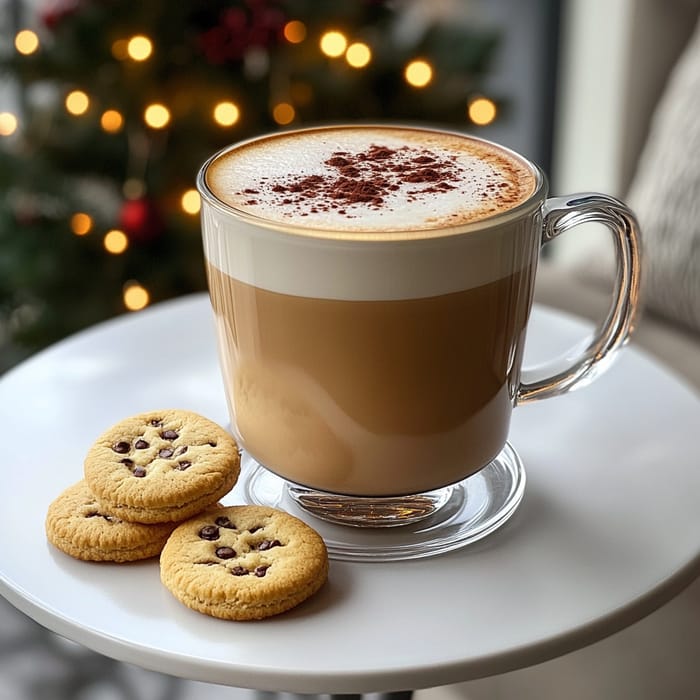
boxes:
[551,0,700,262]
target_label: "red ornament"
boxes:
[118,198,164,243]
[199,0,286,64]
[40,0,82,30]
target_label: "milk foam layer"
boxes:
[201,127,543,301]
[205,127,537,232]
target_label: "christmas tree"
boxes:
[0,0,502,372]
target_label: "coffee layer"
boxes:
[208,264,536,495]
[205,126,537,232]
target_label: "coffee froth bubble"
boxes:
[205,126,538,233]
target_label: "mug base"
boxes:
[238,442,526,561]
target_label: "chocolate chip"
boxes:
[231,566,248,576]
[174,446,188,457]
[150,419,163,427]
[215,546,236,559]
[207,441,217,447]
[158,448,174,458]
[134,439,149,449]
[257,539,281,551]
[175,460,191,470]
[198,525,220,541]
[161,430,179,440]
[120,458,134,466]
[254,565,269,577]
[248,526,262,534]
[215,516,236,529]
[133,466,147,478]
[112,441,130,454]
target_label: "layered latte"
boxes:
[200,126,542,496]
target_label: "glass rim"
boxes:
[196,123,549,242]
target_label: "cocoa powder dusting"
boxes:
[233,142,519,220]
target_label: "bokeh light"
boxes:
[123,282,150,311]
[181,189,201,215]
[404,60,433,88]
[65,90,89,115]
[100,109,124,133]
[345,42,371,68]
[104,229,129,254]
[272,102,295,125]
[144,103,170,129]
[0,112,18,136]
[127,35,153,61]
[70,212,93,236]
[15,29,39,55]
[468,97,498,126]
[213,101,240,127]
[320,31,347,58]
[283,20,306,44]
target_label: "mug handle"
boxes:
[516,193,643,405]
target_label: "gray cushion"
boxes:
[569,16,700,335]
[535,263,700,390]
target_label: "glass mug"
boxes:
[197,125,641,561]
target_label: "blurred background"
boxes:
[0,0,560,373]
[2,0,700,698]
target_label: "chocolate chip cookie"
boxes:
[160,505,329,620]
[46,480,178,562]
[84,409,240,524]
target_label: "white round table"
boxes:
[1,294,699,694]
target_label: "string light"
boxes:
[0,112,18,136]
[345,42,371,68]
[213,101,240,127]
[320,31,347,58]
[100,109,124,133]
[404,60,433,88]
[127,35,153,61]
[144,103,170,129]
[15,29,39,55]
[468,97,498,126]
[70,212,93,236]
[104,229,129,254]
[181,189,201,215]
[272,102,295,125]
[123,282,150,311]
[65,90,89,115]
[283,20,306,44]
